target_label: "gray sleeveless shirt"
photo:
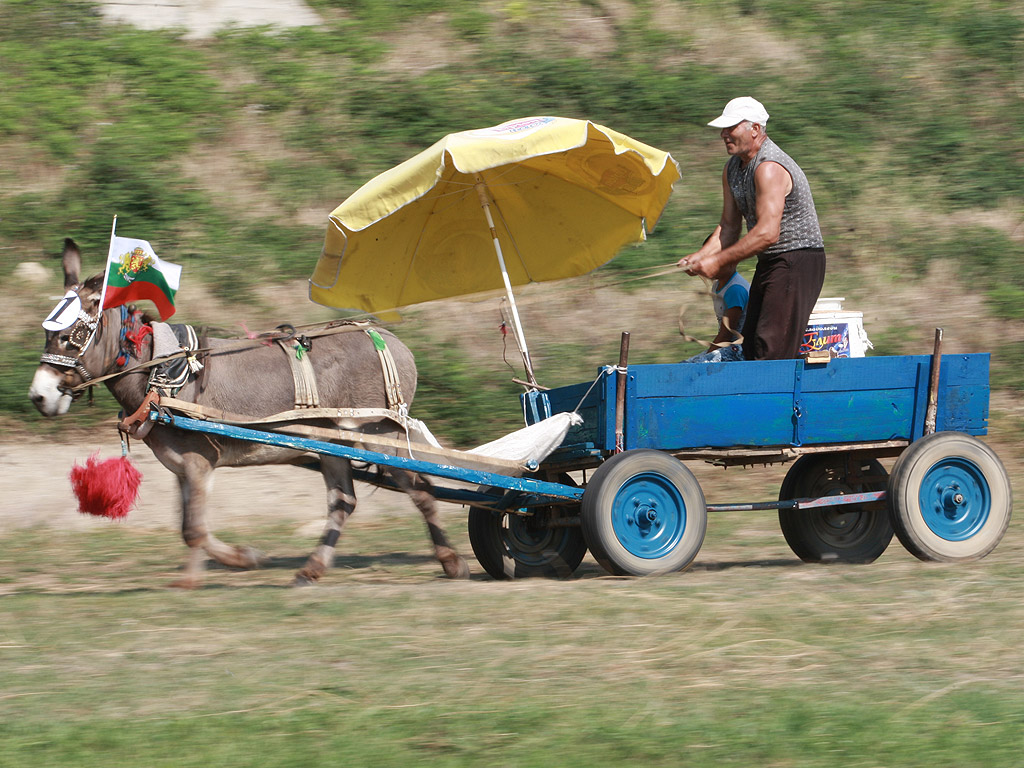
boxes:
[726,136,824,256]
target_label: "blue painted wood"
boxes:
[156,414,586,501]
[792,362,805,446]
[538,369,614,449]
[526,354,990,453]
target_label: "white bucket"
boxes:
[802,298,873,358]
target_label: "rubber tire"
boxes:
[888,432,1011,562]
[581,450,706,576]
[778,453,893,563]
[468,476,586,580]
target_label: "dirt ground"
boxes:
[0,433,788,537]
[0,437,412,535]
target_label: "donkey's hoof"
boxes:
[233,546,266,570]
[292,564,324,587]
[168,577,201,590]
[293,558,327,586]
[443,555,471,580]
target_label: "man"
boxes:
[677,97,826,360]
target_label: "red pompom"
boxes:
[69,452,143,519]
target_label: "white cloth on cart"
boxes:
[394,412,580,477]
[468,412,583,467]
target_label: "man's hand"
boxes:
[678,251,719,279]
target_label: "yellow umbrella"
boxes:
[309,116,680,384]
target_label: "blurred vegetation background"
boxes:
[1,0,1021,445]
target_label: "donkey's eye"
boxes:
[59,334,70,344]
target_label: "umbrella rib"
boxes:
[425,172,529,212]
[396,170,532,304]
[393,172,526,306]
[487,162,562,286]
[487,193,535,285]
[396,180,478,305]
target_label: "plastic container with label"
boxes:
[801,298,873,358]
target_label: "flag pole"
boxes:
[99,215,117,312]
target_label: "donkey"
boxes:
[29,239,470,587]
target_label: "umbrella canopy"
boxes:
[310,116,680,312]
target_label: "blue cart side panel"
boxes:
[526,354,989,453]
[527,374,615,452]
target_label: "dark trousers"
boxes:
[741,248,826,360]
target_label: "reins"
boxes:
[68,319,377,392]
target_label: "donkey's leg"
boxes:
[388,468,470,579]
[169,454,263,589]
[294,456,357,586]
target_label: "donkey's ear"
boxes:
[62,238,82,289]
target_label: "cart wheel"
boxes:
[581,450,706,576]
[468,475,586,580]
[778,454,892,563]
[888,432,1011,562]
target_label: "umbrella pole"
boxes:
[474,177,538,387]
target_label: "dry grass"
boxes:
[1,494,1022,765]
[1,420,1021,765]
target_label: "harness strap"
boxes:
[365,329,405,411]
[276,338,321,409]
[148,323,204,396]
[118,390,161,438]
[69,347,211,391]
[67,319,373,392]
[155,397,526,474]
[159,397,407,428]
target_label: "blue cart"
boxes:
[465,344,1011,578]
[156,343,1011,579]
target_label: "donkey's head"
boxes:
[29,239,109,416]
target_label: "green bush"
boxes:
[402,330,524,447]
[2,0,1023,431]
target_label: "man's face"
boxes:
[720,120,757,156]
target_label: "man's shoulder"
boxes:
[753,158,790,176]
[752,158,794,194]
[759,137,804,170]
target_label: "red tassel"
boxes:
[69,452,143,520]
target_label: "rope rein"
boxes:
[66,319,376,392]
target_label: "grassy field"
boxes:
[2,447,1022,767]
[2,0,1022,442]
[2,2,1022,764]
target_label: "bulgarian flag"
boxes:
[100,233,181,320]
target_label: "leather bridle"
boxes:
[39,293,101,395]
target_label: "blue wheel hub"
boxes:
[919,457,990,541]
[611,472,686,558]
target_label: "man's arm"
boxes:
[677,167,741,268]
[680,161,792,278]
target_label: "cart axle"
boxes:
[708,490,886,513]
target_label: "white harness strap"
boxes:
[365,329,405,413]
[276,339,321,409]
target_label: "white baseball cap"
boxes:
[708,97,770,128]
